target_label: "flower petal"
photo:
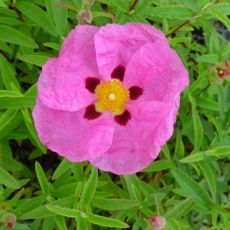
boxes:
[90,100,176,174]
[124,42,189,102]
[94,23,168,79]
[33,99,114,162]
[38,25,100,111]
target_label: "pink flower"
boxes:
[150,215,166,230]
[216,61,230,79]
[2,213,17,229]
[33,23,189,175]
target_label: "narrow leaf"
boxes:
[0,97,35,109]
[143,160,174,172]
[0,54,21,90]
[46,205,81,218]
[20,206,55,220]
[197,54,219,64]
[52,159,72,180]
[0,109,20,139]
[92,198,140,210]
[35,162,49,196]
[0,166,20,188]
[165,198,194,219]
[0,25,38,48]
[79,167,98,208]
[17,54,50,67]
[189,95,203,152]
[16,1,56,36]
[172,168,212,208]
[146,6,193,19]
[86,213,129,228]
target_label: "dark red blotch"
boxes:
[114,110,131,126]
[129,86,143,100]
[85,77,100,93]
[111,65,125,81]
[84,104,101,120]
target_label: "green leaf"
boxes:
[0,54,21,90]
[196,54,219,64]
[85,213,129,228]
[196,98,219,111]
[110,0,129,12]
[177,0,200,12]
[98,0,129,12]
[204,146,230,157]
[142,160,174,172]
[0,97,35,109]
[20,206,55,220]
[211,10,230,30]
[189,95,203,152]
[146,6,193,19]
[0,16,20,25]
[45,0,67,36]
[22,109,46,153]
[188,71,207,94]
[165,198,194,219]
[216,85,225,121]
[0,166,20,188]
[181,147,230,163]
[79,167,98,208]
[46,205,81,218]
[0,25,38,48]
[180,152,205,163]
[174,129,185,158]
[44,42,61,51]
[199,162,216,201]
[172,168,212,208]
[25,84,37,97]
[55,216,68,230]
[0,90,22,98]
[52,159,72,180]
[92,198,140,210]
[209,3,230,15]
[0,109,20,139]
[17,54,50,67]
[14,196,46,216]
[35,162,49,196]
[2,155,23,172]
[16,1,56,36]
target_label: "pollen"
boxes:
[95,79,129,115]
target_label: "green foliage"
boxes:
[0,0,229,229]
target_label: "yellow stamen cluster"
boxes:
[95,80,129,115]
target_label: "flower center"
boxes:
[95,79,129,115]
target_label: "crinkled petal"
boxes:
[33,99,114,162]
[94,23,168,80]
[124,42,189,102]
[90,100,174,174]
[151,95,181,158]
[38,25,100,111]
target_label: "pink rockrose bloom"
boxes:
[2,213,17,229]
[33,23,189,175]
[150,215,166,230]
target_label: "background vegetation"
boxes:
[0,0,229,229]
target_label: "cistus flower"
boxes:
[33,23,189,175]
[150,215,166,230]
[209,61,230,84]
[77,9,93,25]
[2,213,17,229]
[216,61,230,79]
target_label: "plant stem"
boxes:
[166,0,220,37]
[129,0,139,12]
[166,19,190,37]
[9,0,24,22]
